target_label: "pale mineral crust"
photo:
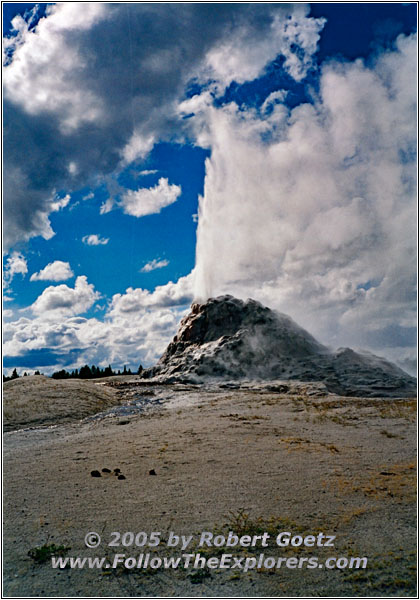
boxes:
[141,295,416,397]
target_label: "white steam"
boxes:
[192,34,416,363]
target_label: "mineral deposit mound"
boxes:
[141,295,416,397]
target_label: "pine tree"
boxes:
[79,365,92,379]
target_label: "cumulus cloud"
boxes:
[109,272,194,314]
[193,34,417,365]
[3,252,28,288]
[82,234,109,246]
[121,133,155,166]
[202,6,325,90]
[3,4,106,129]
[3,308,183,372]
[4,274,194,371]
[261,90,288,114]
[120,178,181,218]
[31,275,100,317]
[30,260,74,282]
[3,3,324,249]
[141,259,169,273]
[51,194,71,212]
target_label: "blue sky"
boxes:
[8,142,208,309]
[3,3,417,374]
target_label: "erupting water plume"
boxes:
[192,35,416,371]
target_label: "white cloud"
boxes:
[31,275,100,317]
[50,195,70,211]
[30,260,74,282]
[99,198,114,215]
[139,169,158,176]
[3,308,184,372]
[120,178,181,218]
[3,3,106,131]
[141,259,169,273]
[193,34,417,365]
[4,273,194,371]
[121,133,155,165]
[261,90,288,114]
[68,161,78,175]
[109,272,194,314]
[3,252,28,288]
[202,6,325,91]
[82,234,109,246]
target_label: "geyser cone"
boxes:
[141,295,416,397]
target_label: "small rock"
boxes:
[91,470,101,477]
[113,468,121,474]
[117,475,126,480]
[149,469,157,476]
[118,420,130,426]
[102,468,111,473]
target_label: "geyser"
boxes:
[141,295,416,397]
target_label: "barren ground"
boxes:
[3,376,417,597]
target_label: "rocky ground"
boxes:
[3,376,417,597]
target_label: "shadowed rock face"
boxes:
[141,295,417,397]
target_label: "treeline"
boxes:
[51,364,142,379]
[3,369,41,382]
[3,364,143,382]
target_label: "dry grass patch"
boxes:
[302,397,417,428]
[220,413,269,423]
[279,436,339,453]
[377,398,416,421]
[342,549,417,595]
[330,461,416,503]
